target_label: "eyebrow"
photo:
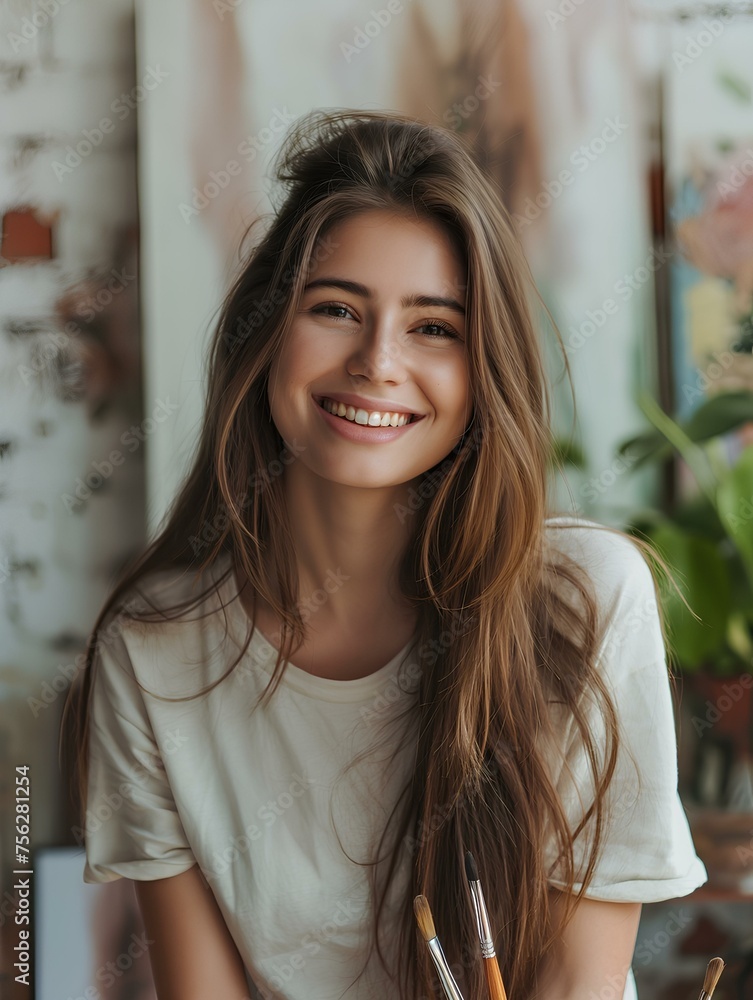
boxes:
[303,277,466,316]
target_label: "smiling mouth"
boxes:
[315,395,421,427]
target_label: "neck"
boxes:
[277,461,421,624]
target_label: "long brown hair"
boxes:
[62,108,675,998]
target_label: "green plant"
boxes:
[616,390,753,675]
[550,436,587,471]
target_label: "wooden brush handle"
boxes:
[483,956,508,1000]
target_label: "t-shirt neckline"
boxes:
[214,553,418,703]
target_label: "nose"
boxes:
[345,315,408,386]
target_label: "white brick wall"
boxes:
[0,0,142,863]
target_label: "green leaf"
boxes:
[623,508,670,535]
[717,70,752,103]
[649,522,731,670]
[716,445,753,582]
[684,391,753,442]
[616,429,669,467]
[673,492,726,542]
[726,611,753,662]
[637,391,718,504]
[550,436,586,469]
[616,392,753,467]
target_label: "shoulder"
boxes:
[544,515,663,664]
[544,515,656,605]
[108,555,234,631]
[97,556,235,696]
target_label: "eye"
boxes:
[311,302,356,321]
[416,319,460,341]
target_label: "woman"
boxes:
[64,109,707,1000]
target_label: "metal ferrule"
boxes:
[698,993,711,1000]
[427,935,466,1000]
[468,879,495,959]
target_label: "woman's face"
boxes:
[267,208,472,491]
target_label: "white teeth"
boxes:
[320,397,412,427]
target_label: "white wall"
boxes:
[0,0,141,856]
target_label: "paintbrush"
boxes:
[697,956,725,999]
[465,851,508,1000]
[414,893,466,1000]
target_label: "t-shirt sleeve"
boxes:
[544,526,708,903]
[83,616,198,883]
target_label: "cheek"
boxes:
[275,327,331,384]
[442,359,471,421]
[268,337,303,399]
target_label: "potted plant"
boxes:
[617,389,753,675]
[615,389,753,888]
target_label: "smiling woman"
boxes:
[63,109,706,1000]
[267,208,471,482]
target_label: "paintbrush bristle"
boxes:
[465,851,479,882]
[703,957,725,996]
[413,894,436,942]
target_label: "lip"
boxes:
[312,394,425,443]
[313,392,423,418]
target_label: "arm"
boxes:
[535,889,642,999]
[134,863,250,999]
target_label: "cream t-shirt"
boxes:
[82,517,707,999]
